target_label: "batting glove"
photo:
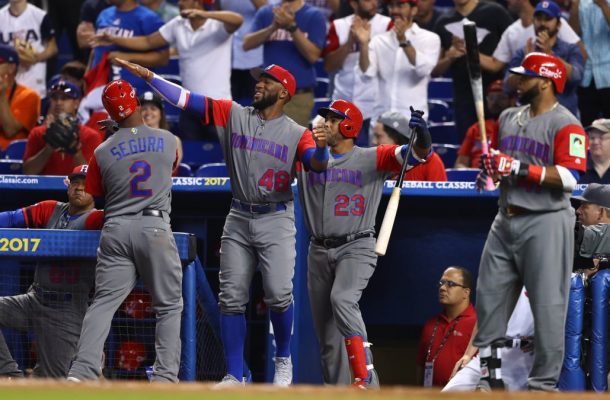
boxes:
[409,106,431,148]
[475,169,490,192]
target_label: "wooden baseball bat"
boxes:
[463,21,496,191]
[375,129,414,256]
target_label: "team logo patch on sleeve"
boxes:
[569,133,586,158]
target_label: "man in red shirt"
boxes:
[372,111,447,181]
[23,80,102,175]
[416,266,477,387]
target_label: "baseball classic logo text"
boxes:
[172,177,230,186]
[0,237,41,252]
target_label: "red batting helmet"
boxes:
[102,79,139,122]
[317,99,363,139]
[116,341,147,371]
[509,52,567,93]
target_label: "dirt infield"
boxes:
[0,380,608,400]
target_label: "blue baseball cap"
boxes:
[0,44,18,66]
[49,80,82,99]
[534,0,561,19]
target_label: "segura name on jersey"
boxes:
[110,136,165,161]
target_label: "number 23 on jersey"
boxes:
[335,194,365,216]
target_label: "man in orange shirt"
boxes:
[454,80,513,168]
[23,80,102,175]
[0,44,40,151]
[372,111,447,181]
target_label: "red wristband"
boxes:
[526,164,544,184]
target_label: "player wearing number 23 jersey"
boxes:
[111,58,330,386]
[297,100,432,388]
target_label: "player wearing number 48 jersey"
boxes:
[298,100,432,388]
[474,52,588,391]
[114,58,329,386]
[67,80,183,383]
[0,165,103,378]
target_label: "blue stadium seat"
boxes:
[428,99,454,123]
[0,159,23,174]
[176,163,192,177]
[4,139,27,160]
[181,140,223,169]
[195,163,229,178]
[445,168,479,182]
[433,143,460,167]
[428,78,453,101]
[429,122,459,144]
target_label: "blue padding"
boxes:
[590,270,610,392]
[558,274,586,391]
[0,229,194,262]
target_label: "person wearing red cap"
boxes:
[0,164,104,379]
[22,80,104,176]
[474,52,588,391]
[105,58,329,387]
[0,43,40,151]
[455,80,514,168]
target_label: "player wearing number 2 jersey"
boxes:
[0,165,103,378]
[67,80,183,382]
[113,58,329,386]
[297,100,432,388]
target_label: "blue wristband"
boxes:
[314,145,329,162]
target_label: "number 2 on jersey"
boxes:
[335,194,365,216]
[258,169,290,192]
[130,160,153,197]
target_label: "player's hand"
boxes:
[114,58,153,81]
[409,106,431,148]
[475,168,490,192]
[90,32,114,48]
[312,126,328,148]
[97,118,119,135]
[450,354,472,378]
[447,37,466,60]
[490,149,520,177]
[535,30,552,54]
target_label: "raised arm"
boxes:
[181,9,244,34]
[91,31,168,52]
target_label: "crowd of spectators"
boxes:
[0,0,608,184]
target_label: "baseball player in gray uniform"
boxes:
[114,58,329,386]
[475,52,587,391]
[0,165,103,378]
[297,100,432,388]
[67,79,183,383]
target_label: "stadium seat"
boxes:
[0,159,23,174]
[429,122,459,144]
[4,139,27,160]
[181,140,223,169]
[195,163,229,178]
[432,143,460,168]
[428,99,454,123]
[176,163,192,177]
[428,78,453,101]
[445,168,479,181]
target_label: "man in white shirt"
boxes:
[0,0,58,97]
[480,0,584,74]
[323,0,391,143]
[92,0,243,140]
[357,0,440,120]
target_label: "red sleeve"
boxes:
[406,153,447,181]
[458,124,477,157]
[22,126,46,161]
[322,22,340,56]
[375,144,402,172]
[296,129,316,160]
[553,124,588,172]
[22,200,59,228]
[84,154,104,197]
[203,98,233,128]
[84,210,104,230]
